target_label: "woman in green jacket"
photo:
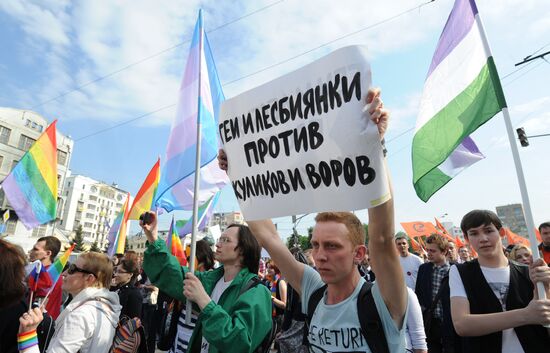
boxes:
[140,212,272,353]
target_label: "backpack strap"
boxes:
[304,285,327,345]
[305,282,390,353]
[357,282,389,353]
[239,276,261,296]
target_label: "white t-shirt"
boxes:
[200,277,233,353]
[449,265,524,353]
[399,254,423,289]
[301,266,406,353]
[405,287,427,351]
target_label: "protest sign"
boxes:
[219,46,390,220]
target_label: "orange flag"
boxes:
[454,235,465,248]
[401,221,440,238]
[410,236,423,253]
[505,228,530,246]
[434,217,456,242]
[535,228,542,243]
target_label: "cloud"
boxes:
[0,0,70,47]
[2,0,549,132]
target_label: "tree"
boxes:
[363,223,369,245]
[286,234,310,250]
[90,241,101,252]
[73,225,85,252]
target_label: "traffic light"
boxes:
[516,127,529,147]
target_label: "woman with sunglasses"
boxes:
[18,252,122,353]
[112,259,143,319]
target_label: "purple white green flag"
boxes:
[412,0,507,202]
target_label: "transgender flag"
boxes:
[178,192,219,236]
[154,10,228,212]
[412,0,507,202]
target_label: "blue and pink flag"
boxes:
[177,192,219,236]
[154,10,228,212]
[412,0,506,202]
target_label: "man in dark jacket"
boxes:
[415,233,451,353]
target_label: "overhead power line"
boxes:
[74,0,437,141]
[31,0,286,110]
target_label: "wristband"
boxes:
[381,138,387,157]
[18,330,38,351]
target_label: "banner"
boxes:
[219,46,389,220]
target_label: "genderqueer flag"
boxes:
[412,0,507,202]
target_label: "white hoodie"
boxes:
[43,287,122,353]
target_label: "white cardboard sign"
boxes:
[219,46,390,220]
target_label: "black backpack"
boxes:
[305,282,390,353]
[239,277,277,353]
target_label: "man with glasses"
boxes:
[140,216,272,353]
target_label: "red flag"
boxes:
[454,235,465,248]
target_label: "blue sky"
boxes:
[1,0,549,238]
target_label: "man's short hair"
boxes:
[426,233,448,253]
[37,236,61,262]
[538,222,550,233]
[315,212,365,247]
[394,232,408,241]
[460,210,503,237]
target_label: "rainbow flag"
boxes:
[127,158,160,220]
[48,244,75,287]
[154,10,228,212]
[107,193,131,256]
[2,121,58,229]
[167,216,186,265]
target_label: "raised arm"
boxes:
[365,88,407,327]
[247,219,305,296]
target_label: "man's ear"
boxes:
[46,250,52,261]
[354,245,367,264]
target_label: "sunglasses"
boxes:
[67,263,96,277]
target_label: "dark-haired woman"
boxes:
[0,239,29,353]
[112,259,143,319]
[141,214,272,353]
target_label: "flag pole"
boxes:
[475,12,547,303]
[185,9,204,325]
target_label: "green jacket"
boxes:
[143,239,272,353]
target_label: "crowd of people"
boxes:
[1,88,550,353]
